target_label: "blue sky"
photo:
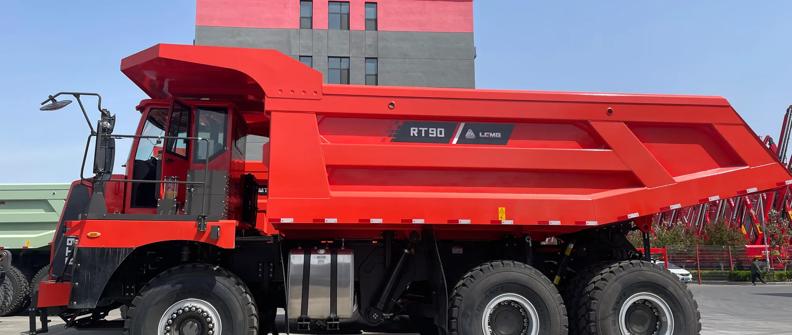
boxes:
[1,1,792,182]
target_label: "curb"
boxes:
[692,281,792,286]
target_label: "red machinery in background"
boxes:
[653,106,792,268]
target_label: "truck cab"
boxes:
[117,99,255,223]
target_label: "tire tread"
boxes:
[448,260,568,335]
[122,263,258,335]
[0,265,30,316]
[574,260,701,335]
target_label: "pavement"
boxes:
[0,284,790,335]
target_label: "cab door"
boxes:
[159,102,191,214]
[125,107,169,213]
[186,106,231,219]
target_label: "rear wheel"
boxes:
[0,265,30,316]
[123,263,258,335]
[574,260,700,335]
[449,260,568,335]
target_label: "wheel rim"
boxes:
[481,293,540,335]
[157,298,222,335]
[618,292,674,335]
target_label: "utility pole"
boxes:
[757,196,772,271]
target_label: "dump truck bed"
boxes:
[122,44,792,239]
[0,184,69,249]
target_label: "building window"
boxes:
[365,3,377,31]
[299,56,313,68]
[300,0,313,29]
[328,1,350,30]
[328,57,350,84]
[365,58,378,85]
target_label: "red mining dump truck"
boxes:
[30,44,791,335]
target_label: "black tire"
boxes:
[575,260,701,335]
[123,263,258,335]
[30,265,50,297]
[562,262,608,335]
[20,265,52,311]
[0,265,30,316]
[449,260,568,335]
[0,273,12,314]
[30,265,50,296]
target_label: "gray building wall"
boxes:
[195,26,475,88]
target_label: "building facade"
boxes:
[195,0,475,88]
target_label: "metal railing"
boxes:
[79,132,213,227]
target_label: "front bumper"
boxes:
[37,280,73,308]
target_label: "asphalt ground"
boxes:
[0,284,790,335]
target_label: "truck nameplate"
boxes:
[392,121,513,145]
[392,121,457,143]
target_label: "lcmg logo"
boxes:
[466,129,502,139]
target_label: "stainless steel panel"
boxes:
[287,249,354,320]
[287,251,305,320]
[307,251,332,318]
[336,251,354,318]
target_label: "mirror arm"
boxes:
[42,92,111,134]
[74,95,96,134]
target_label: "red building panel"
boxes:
[196,0,473,32]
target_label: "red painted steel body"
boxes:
[116,44,792,243]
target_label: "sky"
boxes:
[1,1,792,183]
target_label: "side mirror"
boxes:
[94,136,115,175]
[93,113,117,175]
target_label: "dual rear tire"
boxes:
[449,260,700,335]
[569,260,701,335]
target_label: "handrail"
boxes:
[80,133,213,227]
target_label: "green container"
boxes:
[0,184,70,249]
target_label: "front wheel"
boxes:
[449,260,568,335]
[574,260,700,335]
[123,264,258,335]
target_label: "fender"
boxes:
[64,219,237,309]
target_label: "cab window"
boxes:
[131,108,168,208]
[194,108,228,162]
[134,110,167,161]
[166,104,190,158]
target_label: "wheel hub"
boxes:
[618,293,674,335]
[482,293,539,335]
[158,299,222,335]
